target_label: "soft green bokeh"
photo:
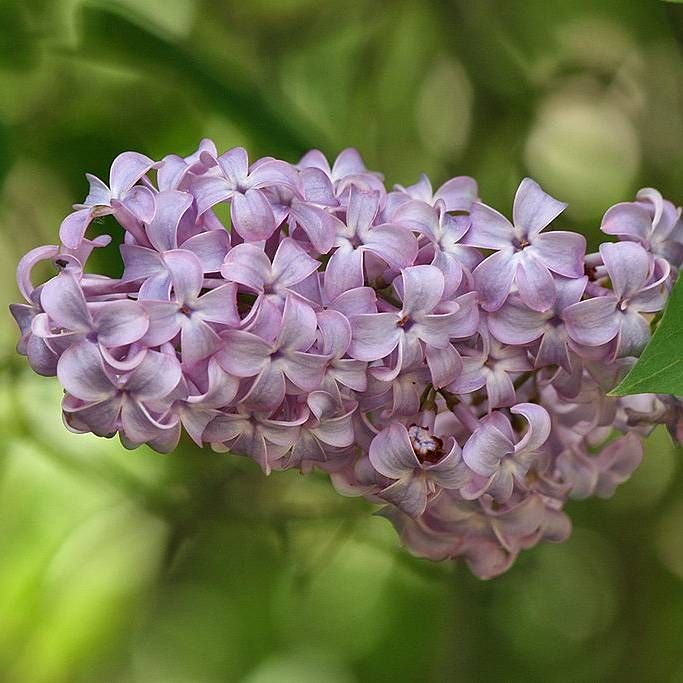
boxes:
[1,1,683,681]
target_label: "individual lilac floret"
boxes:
[217,295,329,413]
[467,178,586,311]
[348,265,463,387]
[601,187,683,269]
[462,403,551,502]
[324,186,417,299]
[62,151,156,249]
[193,146,300,241]
[488,275,587,372]
[563,242,669,358]
[369,422,470,518]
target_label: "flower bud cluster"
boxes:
[11,141,683,577]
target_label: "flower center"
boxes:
[408,424,444,463]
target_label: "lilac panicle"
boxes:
[10,141,683,579]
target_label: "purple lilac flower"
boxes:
[467,178,586,312]
[11,140,682,579]
[563,241,669,358]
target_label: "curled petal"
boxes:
[511,403,551,453]
[369,423,420,479]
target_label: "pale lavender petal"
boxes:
[331,148,367,178]
[40,272,92,333]
[59,209,95,250]
[601,201,652,241]
[289,200,337,254]
[66,397,121,437]
[433,176,478,211]
[555,274,587,312]
[91,300,149,347]
[462,420,514,476]
[563,296,620,346]
[426,444,470,489]
[193,176,231,215]
[271,237,320,288]
[512,177,567,238]
[369,423,420,478]
[16,244,59,300]
[380,477,429,518]
[109,151,155,198]
[317,309,351,357]
[120,245,164,282]
[426,344,462,388]
[164,249,203,304]
[516,252,556,311]
[83,173,111,206]
[488,297,547,345]
[215,147,247,185]
[283,350,329,391]
[121,186,156,224]
[473,249,517,311]
[241,364,286,412]
[511,403,551,452]
[324,245,364,300]
[231,189,276,241]
[126,350,182,400]
[600,241,651,299]
[220,243,271,291]
[535,325,571,372]
[467,202,513,249]
[530,231,585,277]
[247,159,299,190]
[331,358,367,392]
[348,312,400,361]
[193,284,239,326]
[57,342,116,402]
[216,330,272,376]
[485,369,516,409]
[145,190,192,252]
[363,224,418,269]
[182,230,230,273]
[277,295,318,351]
[614,310,650,358]
[140,300,182,346]
[400,265,444,316]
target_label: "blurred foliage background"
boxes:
[2,1,683,681]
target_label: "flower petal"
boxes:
[348,312,400,361]
[58,341,116,402]
[473,249,517,312]
[145,190,192,252]
[530,231,585,277]
[231,189,276,241]
[563,296,620,347]
[369,423,420,478]
[516,252,556,311]
[600,241,651,299]
[512,177,567,238]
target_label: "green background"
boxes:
[1,1,683,681]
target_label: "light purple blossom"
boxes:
[563,242,669,358]
[467,178,585,312]
[369,422,470,518]
[11,141,681,580]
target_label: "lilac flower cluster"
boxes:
[10,142,683,578]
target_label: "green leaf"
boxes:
[610,271,683,396]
